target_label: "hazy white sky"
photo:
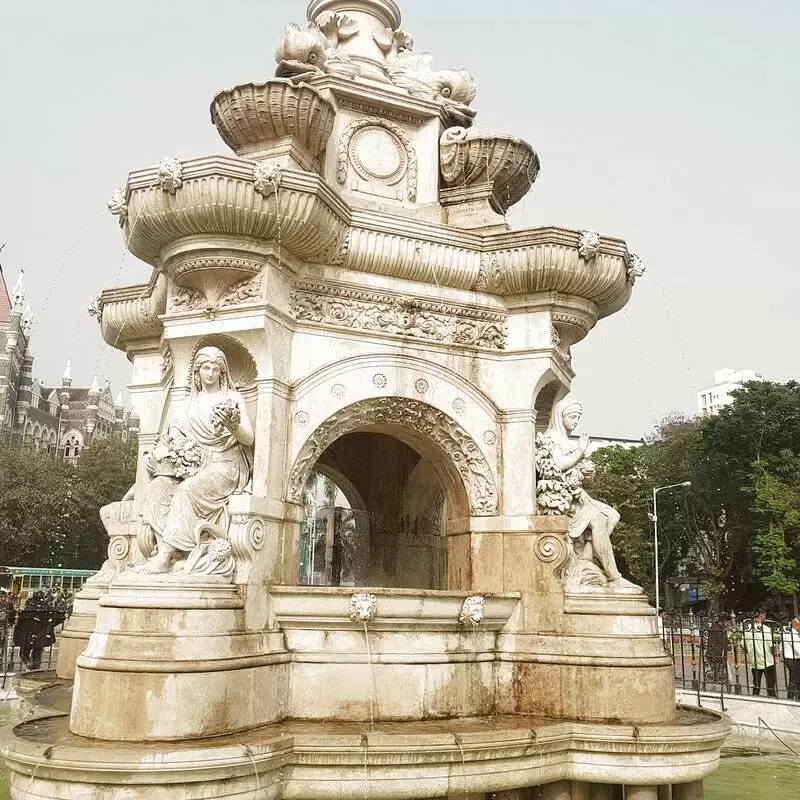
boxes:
[0,0,797,436]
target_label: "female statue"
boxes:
[135,346,254,575]
[536,399,638,590]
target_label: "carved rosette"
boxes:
[291,282,507,350]
[288,397,499,517]
[338,117,417,201]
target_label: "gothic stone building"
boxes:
[0,266,139,459]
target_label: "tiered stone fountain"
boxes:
[1,1,728,798]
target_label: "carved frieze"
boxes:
[219,274,264,308]
[291,282,507,350]
[169,286,205,313]
[160,344,174,380]
[288,397,499,517]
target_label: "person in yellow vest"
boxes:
[743,608,778,697]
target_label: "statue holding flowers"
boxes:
[135,346,254,577]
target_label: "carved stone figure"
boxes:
[628,253,646,283]
[383,53,477,126]
[535,399,639,591]
[274,17,360,80]
[134,346,254,576]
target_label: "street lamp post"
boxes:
[653,481,692,613]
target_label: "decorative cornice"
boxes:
[291,281,507,350]
[118,159,633,320]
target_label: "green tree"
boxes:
[0,438,138,570]
[592,381,800,609]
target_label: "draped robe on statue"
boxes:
[143,395,253,553]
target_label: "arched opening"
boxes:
[298,433,450,590]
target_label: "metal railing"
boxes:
[661,612,800,703]
[1,595,68,692]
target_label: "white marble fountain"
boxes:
[1,1,727,798]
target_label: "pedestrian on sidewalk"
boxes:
[743,608,778,697]
[782,617,800,701]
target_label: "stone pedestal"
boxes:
[535,781,572,799]
[55,581,107,680]
[70,576,287,741]
[626,788,659,800]
[672,783,703,800]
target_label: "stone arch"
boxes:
[188,334,258,391]
[314,463,368,513]
[533,371,568,435]
[287,397,498,518]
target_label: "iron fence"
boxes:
[1,593,68,692]
[661,612,800,703]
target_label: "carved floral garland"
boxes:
[288,397,499,516]
[291,283,507,350]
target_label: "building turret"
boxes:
[11,271,26,313]
[59,358,72,413]
[127,409,140,441]
[14,352,34,436]
[21,303,33,339]
[113,390,125,435]
[85,375,100,442]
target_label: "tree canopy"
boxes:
[0,437,137,570]
[591,381,800,609]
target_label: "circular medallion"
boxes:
[331,383,347,399]
[350,127,408,184]
[414,378,429,395]
[373,373,388,389]
[295,411,310,426]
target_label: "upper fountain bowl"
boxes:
[210,79,336,161]
[440,127,541,213]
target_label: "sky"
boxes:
[0,0,797,437]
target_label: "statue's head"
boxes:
[192,346,231,393]
[559,401,583,434]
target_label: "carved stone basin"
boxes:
[440,127,541,212]
[210,79,336,160]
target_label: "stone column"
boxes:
[534,781,572,800]
[672,782,703,800]
[658,786,672,800]
[626,788,659,800]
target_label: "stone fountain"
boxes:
[1,1,728,797]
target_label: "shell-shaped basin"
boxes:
[211,79,336,159]
[440,128,541,212]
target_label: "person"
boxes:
[782,617,800,701]
[538,400,638,589]
[136,346,254,575]
[742,608,777,697]
[12,590,59,671]
[0,589,17,670]
[705,614,730,687]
